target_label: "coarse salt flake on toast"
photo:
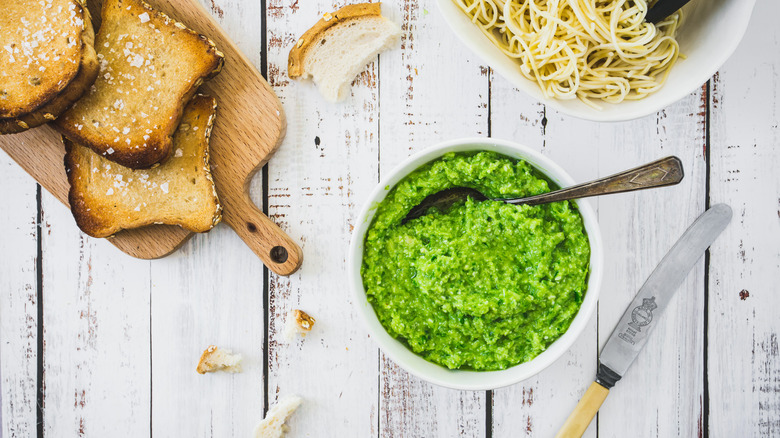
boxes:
[64,94,222,238]
[56,0,224,168]
[0,0,99,134]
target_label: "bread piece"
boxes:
[283,309,316,340]
[254,395,303,438]
[0,0,99,133]
[0,0,86,117]
[0,7,99,134]
[196,345,242,374]
[288,3,400,102]
[64,94,222,238]
[56,0,224,168]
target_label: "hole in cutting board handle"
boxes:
[270,246,289,264]
[246,222,290,265]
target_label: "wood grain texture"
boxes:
[595,91,707,437]
[0,0,301,275]
[0,0,778,436]
[0,151,39,438]
[149,1,269,435]
[378,0,488,435]
[39,189,152,436]
[708,1,780,434]
[266,1,380,436]
[0,125,193,259]
[150,232,267,437]
[488,82,599,438]
[490,73,706,437]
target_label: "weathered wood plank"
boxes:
[0,0,776,436]
[266,1,380,436]
[708,1,780,434]
[377,0,488,435]
[488,80,598,438]
[0,151,39,438]
[594,91,707,437]
[489,75,706,437]
[39,192,152,436]
[150,230,266,437]
[149,1,268,436]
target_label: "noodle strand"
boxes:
[454,0,682,107]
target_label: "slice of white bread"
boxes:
[288,3,400,102]
[254,395,303,438]
[64,94,222,238]
[0,0,99,134]
[56,0,224,168]
[196,345,242,374]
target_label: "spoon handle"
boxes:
[645,0,691,24]
[507,156,684,206]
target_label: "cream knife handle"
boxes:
[555,382,610,438]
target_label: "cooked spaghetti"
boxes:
[454,0,682,107]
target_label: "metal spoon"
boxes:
[645,0,691,24]
[401,156,684,224]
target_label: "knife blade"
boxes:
[555,204,732,438]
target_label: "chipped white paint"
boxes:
[145,1,269,436]
[488,85,599,438]
[38,190,152,437]
[266,1,380,436]
[593,92,707,438]
[0,1,778,437]
[708,0,780,435]
[377,0,488,435]
[0,152,38,438]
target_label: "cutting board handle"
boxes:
[222,191,303,276]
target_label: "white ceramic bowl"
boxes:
[436,0,756,122]
[348,138,604,390]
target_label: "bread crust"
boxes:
[0,8,99,134]
[196,345,242,374]
[287,2,383,78]
[64,94,222,238]
[56,0,224,169]
[0,0,87,118]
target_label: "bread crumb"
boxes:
[196,345,242,374]
[253,395,302,438]
[284,309,316,341]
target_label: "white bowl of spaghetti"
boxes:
[437,0,756,121]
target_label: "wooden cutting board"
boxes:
[0,0,303,276]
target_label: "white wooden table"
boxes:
[1,0,779,436]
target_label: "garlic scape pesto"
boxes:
[361,152,590,371]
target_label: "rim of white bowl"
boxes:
[348,138,604,390]
[435,0,756,122]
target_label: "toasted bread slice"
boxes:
[0,0,87,118]
[288,3,400,102]
[56,0,224,169]
[196,345,242,374]
[0,7,99,134]
[64,94,222,238]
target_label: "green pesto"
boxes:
[361,151,590,371]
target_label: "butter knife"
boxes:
[555,204,732,438]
